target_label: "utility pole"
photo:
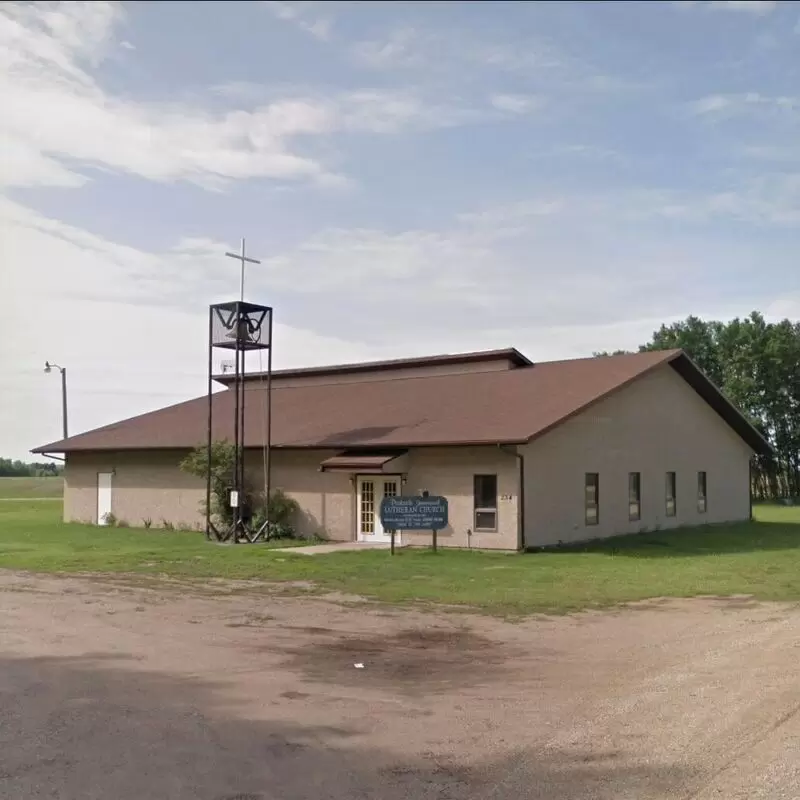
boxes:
[44,361,68,439]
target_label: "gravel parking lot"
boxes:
[1,572,799,799]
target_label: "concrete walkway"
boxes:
[274,541,396,556]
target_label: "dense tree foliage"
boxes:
[0,458,62,477]
[599,312,800,500]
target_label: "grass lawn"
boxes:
[0,477,64,499]
[2,499,800,615]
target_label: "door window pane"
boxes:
[360,480,375,533]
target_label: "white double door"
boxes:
[357,476,399,543]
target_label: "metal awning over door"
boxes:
[319,449,408,473]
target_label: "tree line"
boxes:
[0,458,63,477]
[598,311,800,501]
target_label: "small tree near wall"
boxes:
[180,440,236,527]
[180,442,301,538]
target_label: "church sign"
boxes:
[380,495,449,553]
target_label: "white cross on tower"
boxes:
[225,238,261,301]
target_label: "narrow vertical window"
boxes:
[473,475,498,531]
[628,472,641,521]
[697,471,707,514]
[585,473,599,525]
[665,472,677,517]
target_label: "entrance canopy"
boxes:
[319,450,408,474]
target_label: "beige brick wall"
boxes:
[249,445,520,548]
[64,450,205,528]
[520,364,754,548]
[63,445,521,548]
[400,447,519,550]
[245,449,354,541]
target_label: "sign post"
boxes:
[379,495,449,554]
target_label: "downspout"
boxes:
[499,444,525,551]
[749,457,754,521]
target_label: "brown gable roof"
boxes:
[33,349,771,455]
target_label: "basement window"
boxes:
[473,474,498,531]
[585,472,599,526]
[666,472,677,517]
[628,472,641,522]
[697,471,707,514]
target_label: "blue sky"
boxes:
[1,0,799,459]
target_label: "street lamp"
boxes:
[44,361,68,440]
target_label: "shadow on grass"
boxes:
[533,521,800,559]
[0,652,695,799]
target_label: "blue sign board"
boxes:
[380,495,449,531]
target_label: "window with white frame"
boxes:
[665,471,677,517]
[473,474,498,531]
[585,472,599,525]
[697,471,707,513]
[628,472,641,521]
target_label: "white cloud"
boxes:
[0,3,517,192]
[348,21,643,101]
[689,94,733,114]
[688,92,799,118]
[457,200,564,227]
[0,3,335,187]
[0,134,87,188]
[351,28,426,69]
[529,143,623,163]
[674,0,777,12]
[709,1,776,14]
[489,93,540,114]
[339,90,491,133]
[264,1,333,41]
[620,177,800,226]
[350,23,565,76]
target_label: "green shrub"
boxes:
[251,488,301,539]
[142,517,152,529]
[180,442,301,539]
[117,519,130,528]
[161,519,175,531]
[101,512,117,527]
